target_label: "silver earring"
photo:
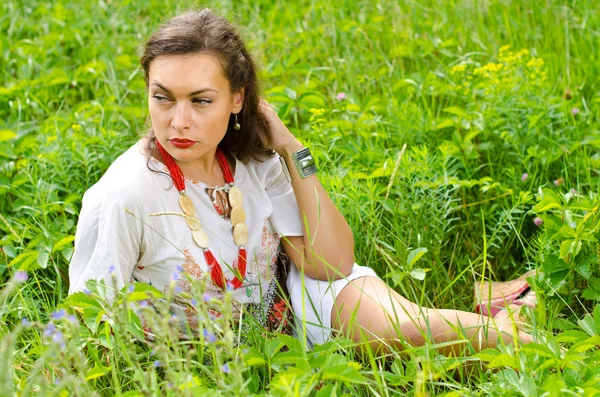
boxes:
[233,113,241,130]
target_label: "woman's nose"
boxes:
[171,102,192,132]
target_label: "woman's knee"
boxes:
[331,276,425,345]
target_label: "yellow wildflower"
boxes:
[450,64,467,75]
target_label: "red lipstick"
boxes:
[169,138,196,149]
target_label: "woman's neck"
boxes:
[145,138,234,187]
[177,154,225,187]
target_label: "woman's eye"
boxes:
[152,94,170,102]
[192,98,212,105]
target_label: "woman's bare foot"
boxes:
[491,290,536,345]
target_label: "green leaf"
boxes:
[321,355,368,384]
[570,335,600,353]
[533,189,564,213]
[542,375,567,397]
[533,201,561,213]
[409,268,428,281]
[560,239,582,260]
[8,251,37,268]
[64,292,102,309]
[576,258,592,279]
[487,353,517,369]
[264,339,286,359]
[36,251,49,269]
[406,247,428,267]
[443,106,468,118]
[520,343,557,358]
[83,307,106,334]
[127,291,150,301]
[541,255,568,274]
[547,270,569,292]
[555,330,588,343]
[52,236,75,252]
[245,356,266,367]
[315,384,337,397]
[128,309,145,340]
[553,225,577,239]
[387,270,407,287]
[593,304,600,330]
[346,103,360,112]
[0,130,17,142]
[433,119,456,130]
[475,348,501,363]
[581,287,600,301]
[541,188,564,204]
[85,365,111,381]
[578,314,599,337]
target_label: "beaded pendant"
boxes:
[156,141,248,290]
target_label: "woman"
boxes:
[69,9,534,352]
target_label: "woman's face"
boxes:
[148,53,243,165]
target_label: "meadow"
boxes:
[1,0,600,395]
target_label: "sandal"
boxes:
[474,270,537,317]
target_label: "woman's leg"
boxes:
[331,276,533,355]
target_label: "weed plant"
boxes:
[1,0,600,395]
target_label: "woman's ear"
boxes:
[232,88,245,113]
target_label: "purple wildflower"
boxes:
[14,271,28,283]
[83,288,91,295]
[21,318,31,327]
[571,107,580,116]
[226,282,234,292]
[109,265,116,273]
[139,300,149,308]
[43,323,56,337]
[203,293,212,303]
[521,173,529,182]
[171,265,184,281]
[203,329,216,343]
[51,309,67,320]
[52,330,65,348]
[128,284,134,293]
[67,314,78,324]
[222,363,230,373]
[190,298,198,306]
[153,360,162,368]
[174,285,182,294]
[336,92,347,101]
[534,217,543,226]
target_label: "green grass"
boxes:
[1,0,600,395]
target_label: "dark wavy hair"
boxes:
[140,9,272,163]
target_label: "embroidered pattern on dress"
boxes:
[169,219,286,332]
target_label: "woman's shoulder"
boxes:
[241,151,283,185]
[83,140,165,206]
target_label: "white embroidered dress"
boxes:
[69,140,377,345]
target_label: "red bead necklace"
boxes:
[156,140,247,290]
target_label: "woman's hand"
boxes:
[258,99,303,155]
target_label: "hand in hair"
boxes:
[258,99,302,155]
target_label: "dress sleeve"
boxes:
[68,188,142,295]
[258,154,304,237]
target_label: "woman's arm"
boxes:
[259,100,355,280]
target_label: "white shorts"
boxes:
[286,262,378,346]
